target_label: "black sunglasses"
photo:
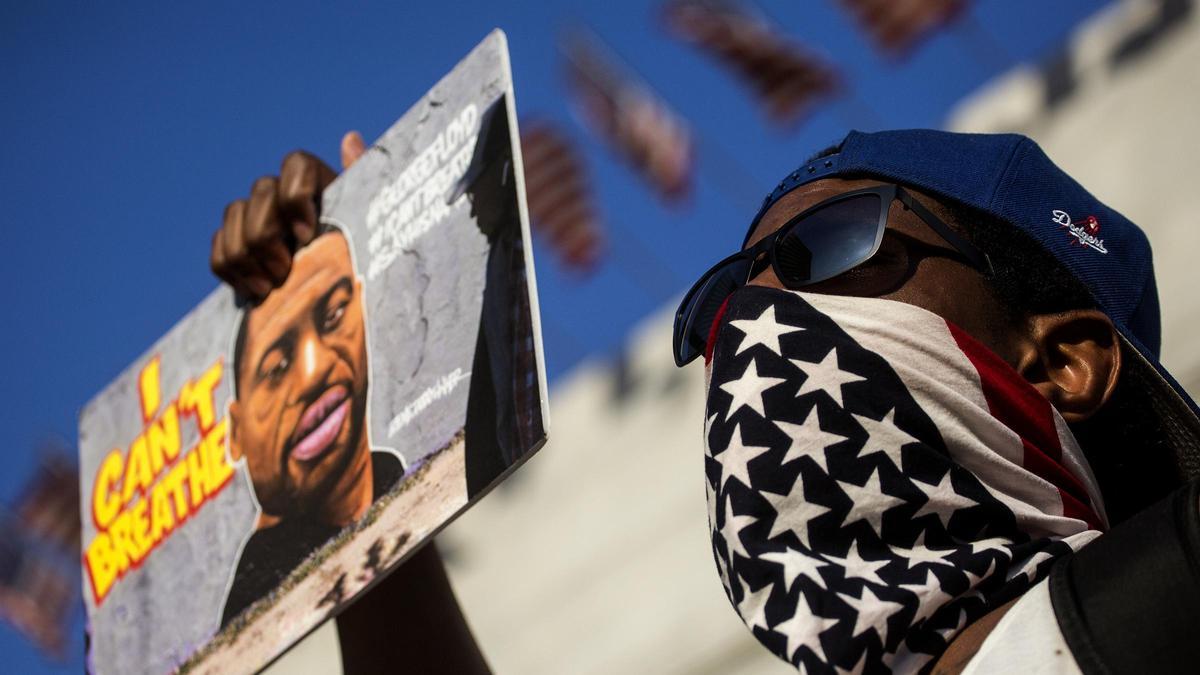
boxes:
[672,184,993,366]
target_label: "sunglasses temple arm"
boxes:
[899,190,996,277]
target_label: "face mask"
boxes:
[702,285,1105,672]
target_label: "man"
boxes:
[673,129,1200,672]
[218,221,404,628]
[212,135,492,674]
[214,129,1200,673]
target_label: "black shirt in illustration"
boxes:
[219,450,404,629]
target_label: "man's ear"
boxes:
[228,399,244,462]
[1012,309,1122,423]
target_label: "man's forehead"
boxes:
[745,177,888,249]
[243,233,355,345]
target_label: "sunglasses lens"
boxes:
[775,194,883,286]
[674,256,753,365]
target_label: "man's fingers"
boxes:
[244,176,293,285]
[221,199,272,301]
[210,227,236,288]
[278,150,337,246]
[341,131,366,171]
[211,146,345,297]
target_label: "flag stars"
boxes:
[889,532,957,571]
[910,469,978,530]
[722,495,758,559]
[825,539,890,587]
[773,595,840,664]
[850,407,920,465]
[728,305,805,357]
[837,585,905,640]
[775,407,849,472]
[719,358,787,419]
[760,547,831,591]
[703,412,719,454]
[899,569,957,625]
[1008,550,1057,584]
[836,467,906,538]
[761,472,831,547]
[790,347,866,408]
[737,575,775,632]
[716,423,771,493]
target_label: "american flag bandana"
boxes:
[702,286,1106,673]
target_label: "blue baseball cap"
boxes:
[748,128,1200,481]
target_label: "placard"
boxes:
[78,30,547,674]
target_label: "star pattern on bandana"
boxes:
[737,575,775,632]
[717,423,772,492]
[722,495,758,559]
[719,358,787,419]
[775,408,849,472]
[910,469,979,530]
[850,408,919,466]
[729,305,806,357]
[836,467,907,538]
[761,547,830,591]
[838,586,906,639]
[704,290,1085,673]
[791,347,866,408]
[773,595,840,664]
[760,467,831,545]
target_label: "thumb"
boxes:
[341,131,366,171]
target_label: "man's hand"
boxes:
[210,132,367,301]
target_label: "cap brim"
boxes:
[1115,322,1200,481]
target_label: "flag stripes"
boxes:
[521,121,605,273]
[562,32,694,201]
[663,0,840,125]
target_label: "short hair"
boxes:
[230,227,348,400]
[232,309,252,399]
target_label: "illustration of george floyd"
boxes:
[77,31,547,674]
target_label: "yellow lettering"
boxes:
[149,484,175,544]
[180,360,223,432]
[107,511,137,574]
[146,402,181,473]
[85,533,121,603]
[121,436,153,504]
[138,357,162,423]
[92,449,125,530]
[162,461,190,520]
[128,499,151,561]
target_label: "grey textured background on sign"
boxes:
[79,31,515,674]
[79,291,257,674]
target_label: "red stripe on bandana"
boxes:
[947,323,1103,531]
[704,295,734,366]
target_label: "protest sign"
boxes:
[78,30,547,674]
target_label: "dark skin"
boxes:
[231,232,373,529]
[214,142,1121,670]
[213,132,491,675]
[744,177,1123,671]
[743,177,1122,427]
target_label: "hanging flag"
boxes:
[837,0,966,58]
[13,456,80,552]
[561,31,694,202]
[0,455,81,659]
[662,0,840,126]
[520,120,606,274]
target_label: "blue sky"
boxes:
[0,1,1106,670]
